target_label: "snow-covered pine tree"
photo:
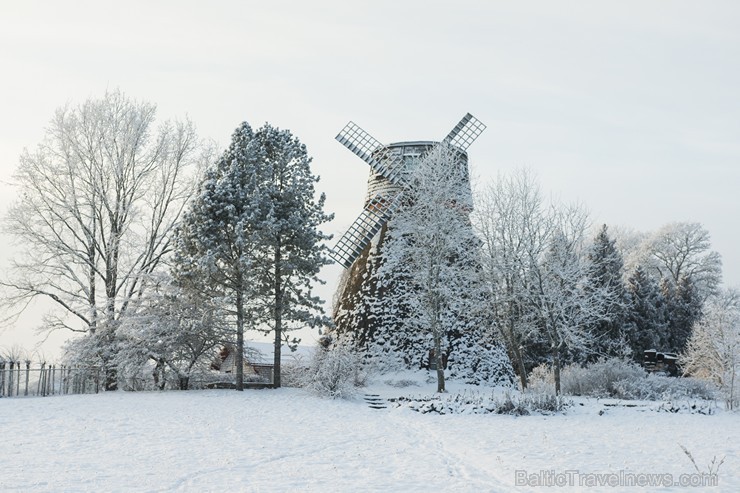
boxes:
[585,224,629,358]
[175,122,332,390]
[662,274,703,353]
[623,266,669,360]
[173,122,265,391]
[249,124,333,388]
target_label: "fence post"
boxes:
[16,362,21,396]
[8,361,14,397]
[0,361,6,397]
[25,360,30,396]
[38,362,45,397]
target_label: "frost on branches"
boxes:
[331,143,513,391]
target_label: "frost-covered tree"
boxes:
[477,170,609,393]
[174,122,264,391]
[380,143,489,393]
[623,266,668,359]
[2,90,207,389]
[645,222,722,300]
[476,169,548,389]
[249,125,333,388]
[174,122,332,390]
[585,224,629,358]
[681,289,740,409]
[113,275,226,390]
[524,206,610,395]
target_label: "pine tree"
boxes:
[585,224,629,358]
[624,266,668,360]
[663,275,703,353]
[175,122,332,389]
[249,124,333,388]
[174,122,265,391]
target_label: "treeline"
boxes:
[1,91,332,391]
[477,170,726,394]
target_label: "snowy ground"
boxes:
[1,377,738,492]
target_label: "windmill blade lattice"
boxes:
[330,194,403,268]
[443,113,487,150]
[336,122,408,186]
[330,113,485,269]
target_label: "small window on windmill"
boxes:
[403,152,421,161]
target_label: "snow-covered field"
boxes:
[1,379,738,493]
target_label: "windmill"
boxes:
[329,113,486,269]
[326,113,512,382]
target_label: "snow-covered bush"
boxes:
[529,358,717,400]
[614,374,716,401]
[304,346,368,399]
[563,358,646,398]
[447,342,516,387]
[280,354,309,388]
[391,389,570,415]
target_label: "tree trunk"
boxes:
[553,344,562,396]
[235,288,244,391]
[504,321,528,390]
[273,242,283,389]
[432,320,446,393]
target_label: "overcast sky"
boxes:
[1,1,739,355]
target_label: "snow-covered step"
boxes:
[363,393,387,410]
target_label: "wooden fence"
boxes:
[0,361,102,398]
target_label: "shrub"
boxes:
[304,346,368,399]
[391,388,570,415]
[529,357,717,401]
[614,374,716,401]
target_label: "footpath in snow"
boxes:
[1,383,737,492]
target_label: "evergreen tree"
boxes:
[585,224,629,358]
[663,275,703,353]
[250,124,333,388]
[174,121,332,390]
[174,122,265,391]
[624,266,668,360]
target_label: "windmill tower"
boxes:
[328,114,510,379]
[329,113,486,269]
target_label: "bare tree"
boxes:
[475,169,548,389]
[113,273,227,390]
[477,169,610,394]
[524,204,609,395]
[642,222,722,300]
[681,289,740,409]
[2,91,205,387]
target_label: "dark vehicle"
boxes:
[643,349,680,376]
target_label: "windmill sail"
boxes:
[331,113,485,269]
[329,194,403,269]
[336,122,408,186]
[443,113,486,151]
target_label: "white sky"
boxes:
[1,1,739,356]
